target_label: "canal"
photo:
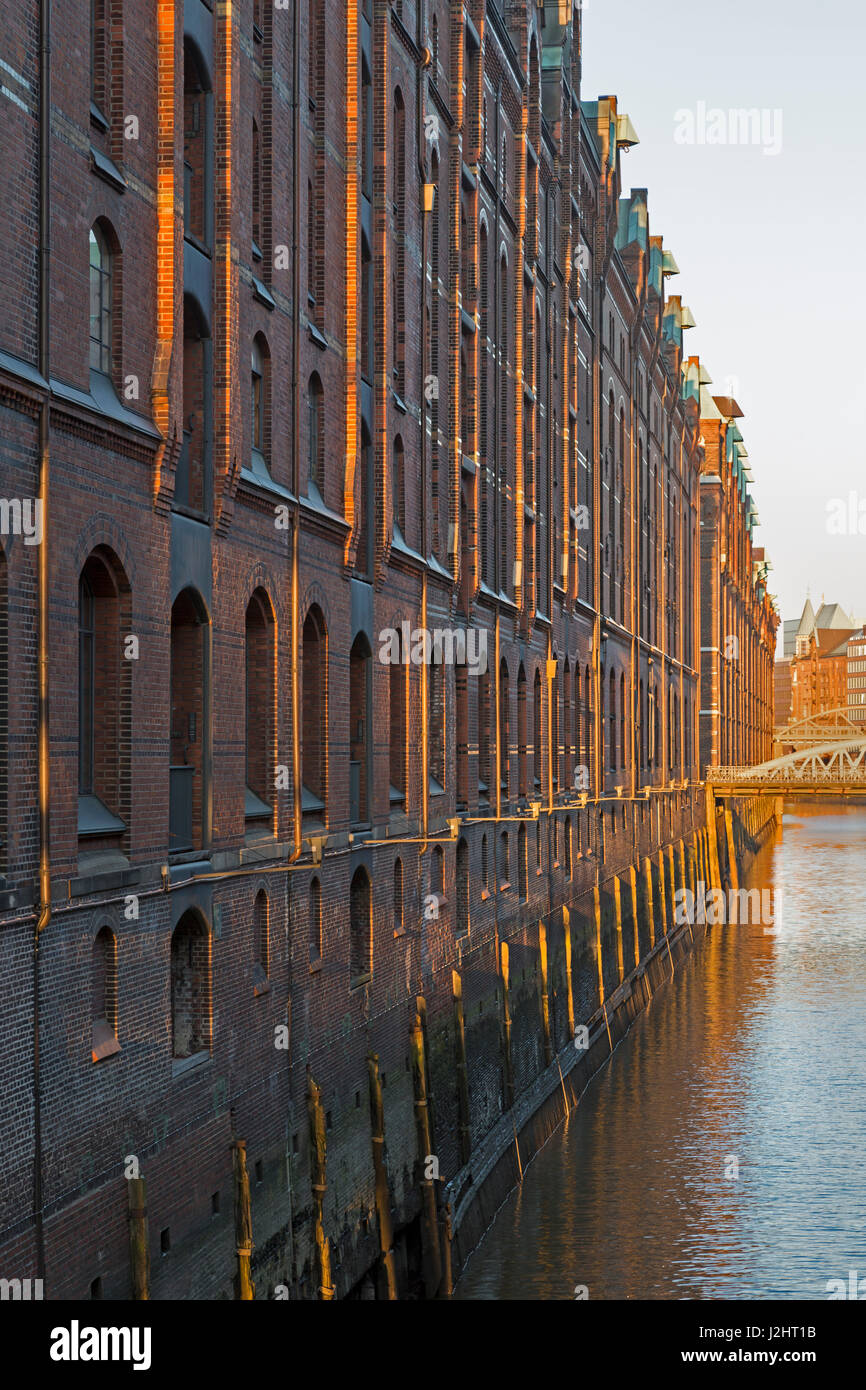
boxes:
[454,803,866,1300]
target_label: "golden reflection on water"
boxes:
[454,804,866,1301]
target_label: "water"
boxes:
[455,803,866,1300]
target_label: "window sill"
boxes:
[499,882,511,893]
[92,1021,121,1064]
[309,957,323,974]
[308,322,327,351]
[172,1051,210,1079]
[480,888,490,901]
[90,101,109,133]
[90,145,127,193]
[350,972,372,991]
[393,925,406,939]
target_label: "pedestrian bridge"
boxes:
[708,736,866,796]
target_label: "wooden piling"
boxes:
[563,906,575,1041]
[232,1139,255,1301]
[628,866,640,970]
[306,1070,334,1300]
[613,877,624,984]
[643,856,656,949]
[500,941,514,1109]
[127,1176,150,1301]
[410,1012,443,1298]
[538,922,552,1065]
[451,972,472,1166]
[593,883,604,1005]
[367,1053,398,1300]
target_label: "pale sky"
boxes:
[581,0,866,647]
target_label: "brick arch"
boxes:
[300,582,331,632]
[72,514,137,590]
[241,565,281,626]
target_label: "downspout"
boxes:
[34,0,51,1284]
[417,2,429,850]
[493,81,502,825]
[289,0,302,862]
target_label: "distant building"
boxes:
[847,630,866,727]
[781,597,858,725]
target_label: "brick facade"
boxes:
[0,0,776,1299]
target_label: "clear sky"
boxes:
[581,0,866,645]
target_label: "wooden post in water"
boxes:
[593,883,604,1005]
[232,1139,255,1300]
[724,806,739,892]
[538,922,552,1065]
[705,785,723,891]
[656,851,668,935]
[563,906,575,1041]
[410,1012,442,1298]
[500,941,514,1109]
[306,1070,334,1299]
[367,1053,398,1300]
[667,844,678,925]
[451,972,472,1166]
[613,877,624,983]
[628,866,640,968]
[643,856,656,949]
[127,1175,150,1301]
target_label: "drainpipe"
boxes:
[32,0,51,1287]
[289,0,302,862]
[417,2,430,849]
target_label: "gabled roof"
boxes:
[815,601,853,630]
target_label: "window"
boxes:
[91,926,120,1061]
[183,39,212,250]
[430,845,444,899]
[389,630,406,807]
[171,911,211,1060]
[477,671,490,800]
[253,889,269,990]
[499,658,509,796]
[517,664,527,797]
[456,839,469,935]
[89,224,113,375]
[307,372,324,494]
[245,590,275,832]
[90,0,109,115]
[0,549,6,876]
[497,831,509,888]
[564,817,572,876]
[179,294,211,514]
[533,669,542,790]
[609,670,617,772]
[393,858,403,933]
[392,435,405,539]
[429,648,445,793]
[78,550,130,847]
[518,823,527,902]
[350,867,372,985]
[251,335,270,460]
[252,119,262,253]
[170,588,209,854]
[481,833,489,892]
[302,607,327,821]
[310,877,322,963]
[620,673,627,770]
[350,634,372,825]
[393,88,405,390]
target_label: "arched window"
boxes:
[430,14,438,72]
[0,548,6,875]
[479,221,489,584]
[253,888,269,990]
[533,668,542,791]
[574,665,582,787]
[89,224,113,375]
[350,634,372,825]
[170,587,209,854]
[620,673,627,770]
[252,118,262,252]
[477,670,490,801]
[180,293,211,514]
[564,816,572,876]
[430,844,444,899]
[429,644,445,794]
[481,833,489,892]
[171,911,211,1060]
[350,867,372,985]
[183,38,213,250]
[78,549,130,848]
[609,669,617,772]
[497,830,509,887]
[393,858,403,932]
[389,628,406,807]
[309,876,322,963]
[517,664,527,798]
[307,372,323,494]
[551,659,560,792]
[499,657,509,797]
[518,822,527,901]
[90,0,109,114]
[251,334,270,461]
[91,925,120,1062]
[244,589,275,833]
[393,88,405,390]
[392,434,405,538]
[302,606,327,822]
[456,838,469,936]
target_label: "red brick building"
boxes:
[0,0,776,1299]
